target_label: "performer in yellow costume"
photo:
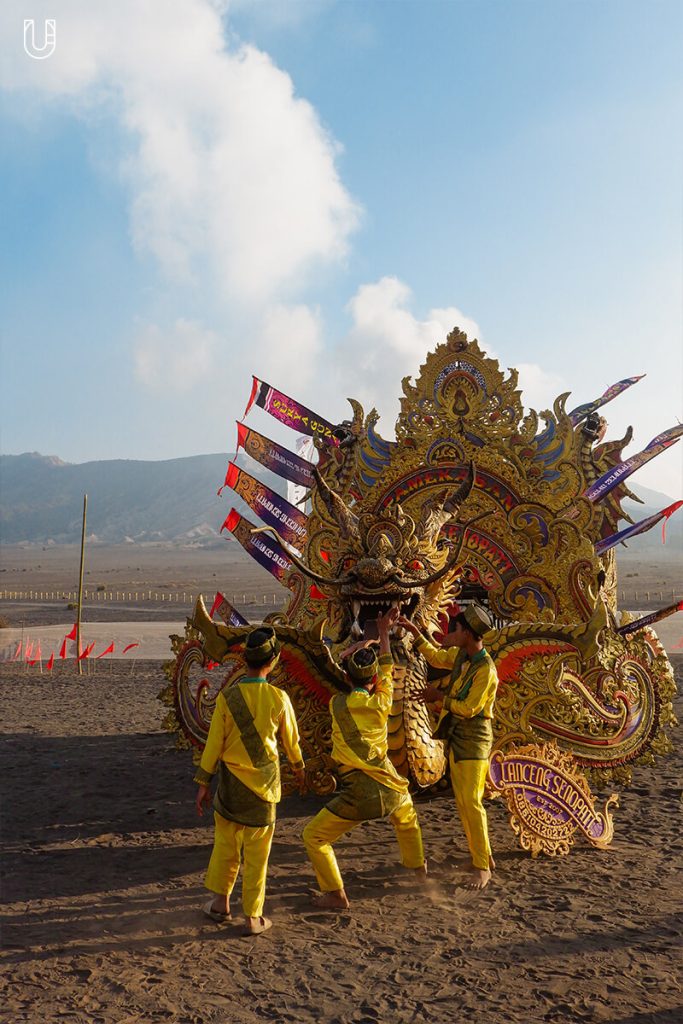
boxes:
[303,608,426,909]
[195,626,305,934]
[398,604,497,889]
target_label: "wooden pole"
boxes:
[76,494,87,676]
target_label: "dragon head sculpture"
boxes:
[273,462,480,641]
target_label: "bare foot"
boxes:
[412,861,428,881]
[455,855,496,872]
[462,868,491,890]
[244,915,272,935]
[310,889,350,910]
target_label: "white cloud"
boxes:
[516,363,566,415]
[252,303,323,393]
[320,276,566,434]
[133,319,217,392]
[326,276,474,431]
[1,0,359,300]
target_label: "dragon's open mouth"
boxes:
[345,592,420,638]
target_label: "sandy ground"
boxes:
[1,655,682,1024]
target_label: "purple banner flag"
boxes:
[244,376,338,445]
[209,591,249,626]
[234,421,315,489]
[221,509,293,583]
[583,437,680,503]
[644,424,683,450]
[595,500,683,555]
[617,601,683,637]
[568,375,645,427]
[222,462,308,549]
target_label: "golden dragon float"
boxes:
[162,329,680,803]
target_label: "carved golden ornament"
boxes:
[165,328,677,799]
[488,742,619,857]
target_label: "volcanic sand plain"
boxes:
[1,543,682,1023]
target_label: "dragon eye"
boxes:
[342,557,357,571]
[408,559,425,571]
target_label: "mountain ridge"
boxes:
[1,451,680,551]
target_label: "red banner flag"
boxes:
[595,500,683,555]
[65,623,78,641]
[233,421,316,490]
[617,600,683,637]
[46,653,55,671]
[77,641,95,661]
[244,376,338,445]
[96,642,115,659]
[12,640,22,661]
[208,591,249,627]
[222,461,308,549]
[122,642,140,654]
[222,508,293,583]
[59,637,68,659]
[24,641,34,661]
[27,642,42,666]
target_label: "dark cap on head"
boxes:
[346,647,379,683]
[244,626,281,666]
[461,604,493,637]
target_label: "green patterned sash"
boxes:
[326,768,407,821]
[213,684,278,827]
[327,694,405,821]
[331,694,385,766]
[433,653,494,761]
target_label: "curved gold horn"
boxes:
[394,511,492,589]
[443,460,476,514]
[313,467,360,540]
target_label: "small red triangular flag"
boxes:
[96,642,115,659]
[46,653,55,671]
[65,623,78,641]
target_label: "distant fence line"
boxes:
[0,590,283,606]
[0,589,677,606]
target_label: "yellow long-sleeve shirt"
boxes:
[194,677,304,803]
[330,653,409,795]
[416,638,498,720]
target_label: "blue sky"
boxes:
[1,0,681,497]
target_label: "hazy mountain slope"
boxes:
[1,453,680,552]
[0,452,288,544]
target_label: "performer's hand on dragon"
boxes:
[396,614,420,637]
[377,606,399,636]
[416,684,444,706]
[195,783,212,817]
[339,638,379,660]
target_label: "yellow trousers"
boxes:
[303,797,425,893]
[449,753,492,871]
[204,812,275,918]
